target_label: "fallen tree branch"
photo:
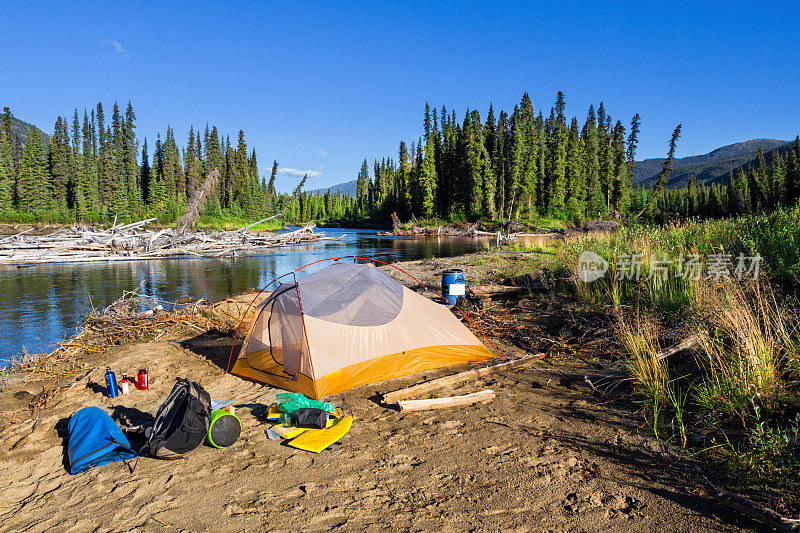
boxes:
[397,390,495,412]
[0,217,336,265]
[232,213,283,234]
[584,375,603,396]
[0,228,34,244]
[175,169,220,235]
[656,331,706,360]
[690,462,800,532]
[469,284,527,298]
[383,353,543,404]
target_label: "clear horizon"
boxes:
[3,1,798,192]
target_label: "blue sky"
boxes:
[2,1,799,191]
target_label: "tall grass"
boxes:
[545,212,800,507]
[618,313,667,404]
[694,279,797,424]
[617,312,693,444]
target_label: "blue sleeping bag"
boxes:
[67,406,136,475]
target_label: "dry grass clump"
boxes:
[694,278,797,424]
[618,313,667,404]
[617,313,691,443]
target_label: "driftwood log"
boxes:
[469,285,527,298]
[656,331,707,360]
[397,390,496,412]
[688,461,800,532]
[383,353,543,404]
[391,212,402,232]
[174,168,220,235]
[0,219,341,265]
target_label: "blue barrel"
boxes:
[441,269,465,305]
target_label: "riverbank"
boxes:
[0,219,343,266]
[0,249,777,531]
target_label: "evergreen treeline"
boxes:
[351,92,646,223]
[349,92,800,224]
[0,103,356,224]
[4,96,799,228]
[654,140,800,220]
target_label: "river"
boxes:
[0,227,488,366]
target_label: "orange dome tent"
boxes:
[230,261,495,398]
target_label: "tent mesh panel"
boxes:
[245,262,404,377]
[290,262,404,326]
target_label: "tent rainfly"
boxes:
[230,262,495,398]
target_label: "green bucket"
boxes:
[207,409,241,449]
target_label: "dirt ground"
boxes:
[0,255,762,532]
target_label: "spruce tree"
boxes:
[728,168,751,214]
[356,159,369,216]
[123,102,140,211]
[637,124,681,218]
[507,106,526,219]
[518,94,538,216]
[398,141,411,217]
[140,139,151,204]
[267,160,278,202]
[185,126,200,194]
[769,149,785,207]
[0,109,13,210]
[548,93,568,214]
[582,105,602,216]
[609,121,628,214]
[626,114,641,179]
[420,134,438,218]
[786,141,800,205]
[149,134,164,208]
[81,111,98,215]
[233,130,249,207]
[48,116,71,208]
[564,118,585,220]
[494,111,510,219]
[96,102,110,204]
[19,127,48,210]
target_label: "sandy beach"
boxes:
[0,255,759,532]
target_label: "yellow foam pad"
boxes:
[287,416,353,453]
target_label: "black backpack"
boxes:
[143,378,211,459]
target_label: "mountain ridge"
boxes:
[307,179,357,197]
[3,114,51,150]
[633,138,791,188]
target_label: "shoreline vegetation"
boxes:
[4,94,799,238]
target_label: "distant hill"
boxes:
[307,179,357,197]
[3,113,50,151]
[633,138,791,189]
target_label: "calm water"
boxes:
[0,227,487,365]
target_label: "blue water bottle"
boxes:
[105,367,119,398]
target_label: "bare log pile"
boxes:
[0,219,341,265]
[378,220,482,237]
[377,215,563,240]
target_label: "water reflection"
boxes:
[0,228,488,364]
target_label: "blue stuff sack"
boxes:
[67,406,136,475]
